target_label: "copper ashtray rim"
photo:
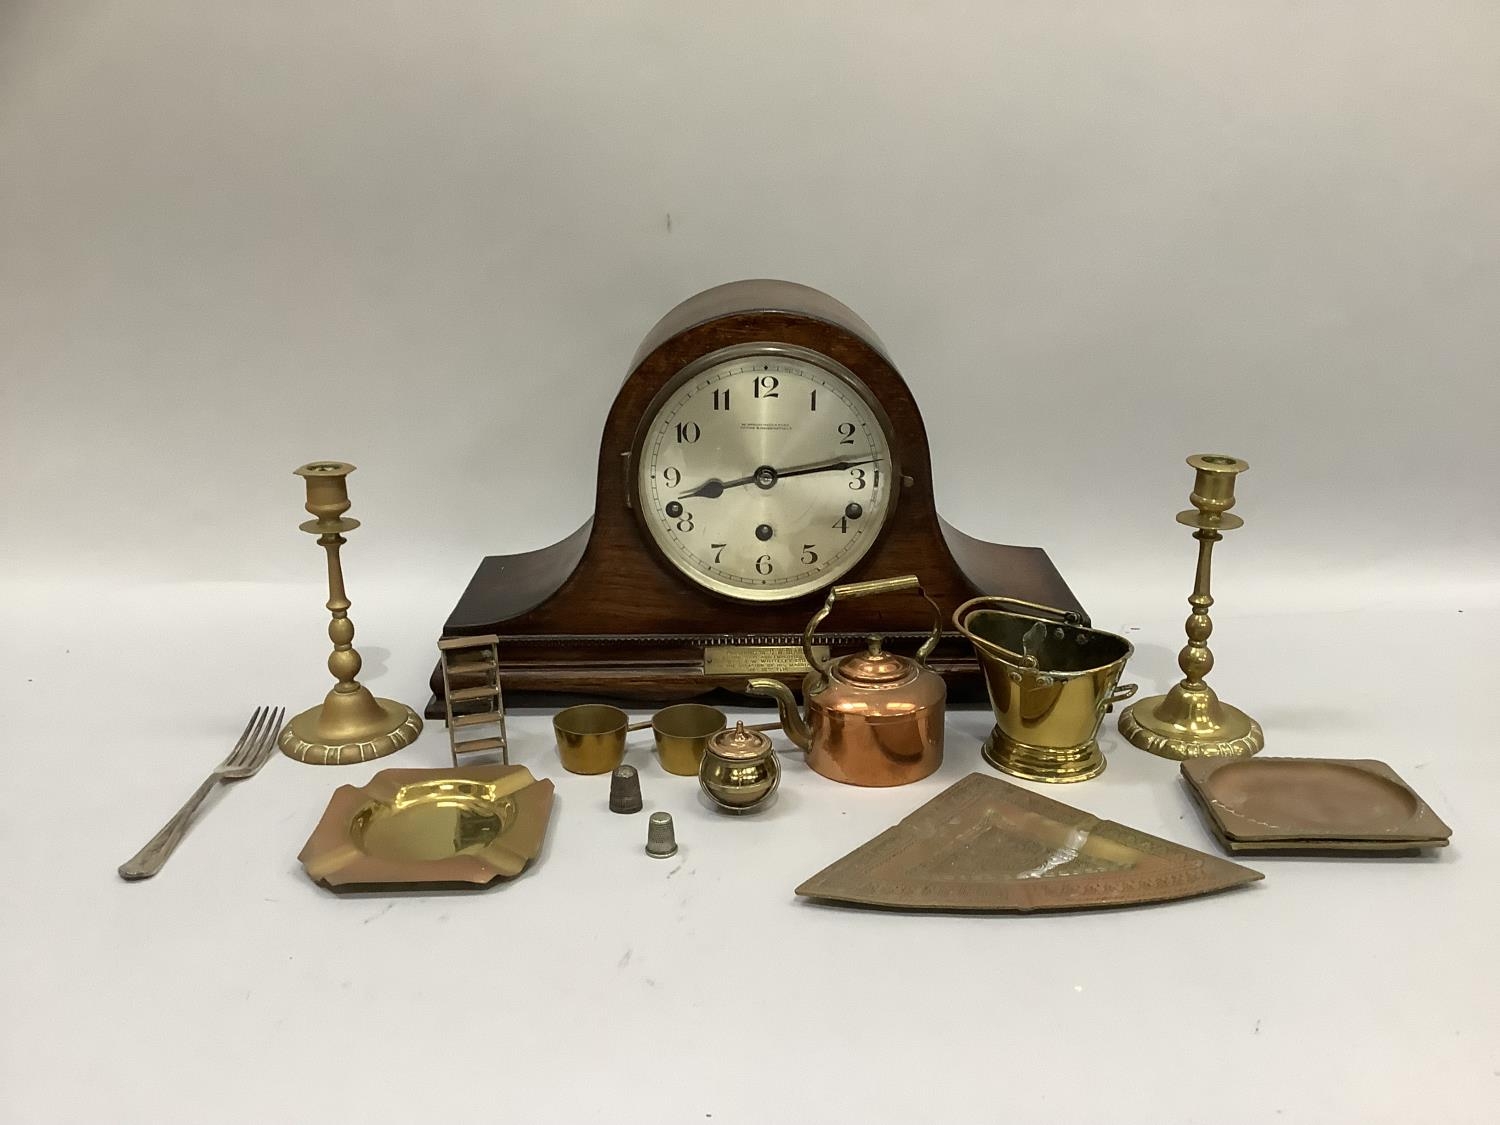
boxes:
[298,763,555,889]
[1180,757,1451,849]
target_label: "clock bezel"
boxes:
[628,341,903,604]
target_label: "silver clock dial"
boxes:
[636,346,896,602]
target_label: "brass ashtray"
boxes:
[299,764,555,889]
[1181,757,1451,854]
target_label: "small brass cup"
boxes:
[552,705,630,775]
[651,704,728,776]
[553,703,776,776]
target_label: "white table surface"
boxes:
[3,582,1496,1124]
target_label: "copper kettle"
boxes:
[747,575,946,787]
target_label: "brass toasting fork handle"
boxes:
[118,707,284,880]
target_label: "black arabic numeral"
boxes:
[662,466,681,488]
[711,543,726,564]
[837,421,856,445]
[754,375,779,399]
[809,388,817,411]
[800,544,818,565]
[712,388,730,411]
[675,421,701,444]
[755,554,773,575]
[848,467,867,490]
[677,510,694,532]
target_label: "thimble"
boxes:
[609,765,643,814]
[645,811,678,858]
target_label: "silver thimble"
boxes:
[645,811,678,858]
[609,765,643,814]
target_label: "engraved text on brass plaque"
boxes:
[703,645,829,677]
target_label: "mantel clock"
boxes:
[427,279,1083,713]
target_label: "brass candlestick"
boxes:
[1118,454,1263,760]
[279,462,422,765]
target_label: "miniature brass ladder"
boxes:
[438,634,508,766]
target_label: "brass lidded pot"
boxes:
[748,575,946,787]
[698,721,780,812]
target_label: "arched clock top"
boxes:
[626,279,896,371]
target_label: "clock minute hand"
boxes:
[679,456,883,500]
[772,456,882,482]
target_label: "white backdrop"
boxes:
[3,1,1497,603]
[3,4,1498,1124]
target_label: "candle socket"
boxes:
[279,462,422,765]
[1118,454,1264,760]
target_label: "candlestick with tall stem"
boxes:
[1118,454,1263,760]
[279,462,422,765]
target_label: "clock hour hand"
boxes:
[677,472,756,500]
[678,457,883,500]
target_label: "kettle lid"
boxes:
[832,636,918,687]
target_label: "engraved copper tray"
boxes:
[299,764,554,890]
[1181,757,1451,854]
[796,772,1261,912]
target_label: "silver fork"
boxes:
[118,706,285,881]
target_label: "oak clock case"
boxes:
[427,279,1085,712]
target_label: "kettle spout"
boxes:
[745,678,810,751]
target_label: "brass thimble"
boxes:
[609,765,643,814]
[645,811,678,858]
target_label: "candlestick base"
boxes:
[1118,682,1263,761]
[279,687,422,765]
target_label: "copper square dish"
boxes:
[299,764,554,890]
[1200,825,1444,855]
[1181,757,1450,853]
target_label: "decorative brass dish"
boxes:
[1181,757,1451,854]
[298,764,554,889]
[796,773,1261,912]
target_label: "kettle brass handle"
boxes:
[828,574,919,600]
[803,574,944,676]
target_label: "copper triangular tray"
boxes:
[796,773,1262,912]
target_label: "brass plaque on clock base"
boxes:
[428,280,1086,711]
[702,643,829,677]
